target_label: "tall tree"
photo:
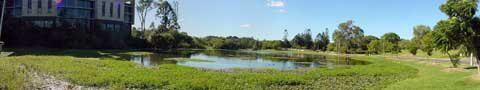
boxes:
[413,25,431,41]
[304,29,314,49]
[433,0,478,68]
[410,25,431,55]
[314,28,330,51]
[333,20,364,53]
[156,0,180,32]
[282,29,291,48]
[291,29,313,49]
[136,0,155,39]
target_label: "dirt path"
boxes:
[30,72,104,90]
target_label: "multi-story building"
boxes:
[0,0,134,33]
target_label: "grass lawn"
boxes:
[384,60,480,90]
[252,49,480,89]
[0,49,442,90]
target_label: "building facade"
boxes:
[1,0,134,33]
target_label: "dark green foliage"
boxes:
[381,32,401,44]
[361,35,379,50]
[292,29,313,49]
[380,32,401,54]
[149,30,202,49]
[201,36,256,50]
[261,40,283,50]
[408,42,419,56]
[314,30,330,51]
[281,39,291,49]
[434,0,478,68]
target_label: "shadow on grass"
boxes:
[464,66,478,70]
[6,49,146,60]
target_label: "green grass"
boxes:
[384,60,480,90]
[0,49,418,89]
[164,58,215,62]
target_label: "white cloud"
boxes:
[240,24,253,28]
[278,9,288,14]
[266,0,285,7]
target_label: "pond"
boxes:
[128,50,369,70]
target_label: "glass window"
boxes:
[110,2,113,17]
[66,0,74,7]
[14,0,22,8]
[28,0,32,9]
[117,4,121,18]
[102,1,105,16]
[48,0,52,9]
[38,0,42,8]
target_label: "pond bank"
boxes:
[0,49,417,89]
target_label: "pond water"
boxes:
[128,50,369,70]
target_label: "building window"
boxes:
[102,1,105,16]
[117,4,121,19]
[28,0,32,9]
[110,2,113,17]
[38,0,42,8]
[14,0,22,8]
[48,0,52,9]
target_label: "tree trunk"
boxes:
[474,39,480,73]
[471,53,474,66]
[475,52,480,73]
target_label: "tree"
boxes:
[381,32,401,44]
[314,28,330,51]
[381,32,401,55]
[433,0,478,68]
[432,19,463,68]
[303,29,314,49]
[291,29,313,49]
[361,35,379,50]
[156,0,180,32]
[149,22,156,30]
[368,40,382,55]
[136,0,155,39]
[333,20,364,53]
[421,32,434,59]
[282,29,291,48]
[410,25,432,56]
[407,40,419,55]
[413,25,431,40]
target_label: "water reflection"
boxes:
[127,50,369,70]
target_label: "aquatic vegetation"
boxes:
[0,50,418,90]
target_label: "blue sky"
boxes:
[134,0,451,40]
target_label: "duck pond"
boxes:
[128,50,369,70]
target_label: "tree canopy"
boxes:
[333,20,364,53]
[432,0,478,68]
